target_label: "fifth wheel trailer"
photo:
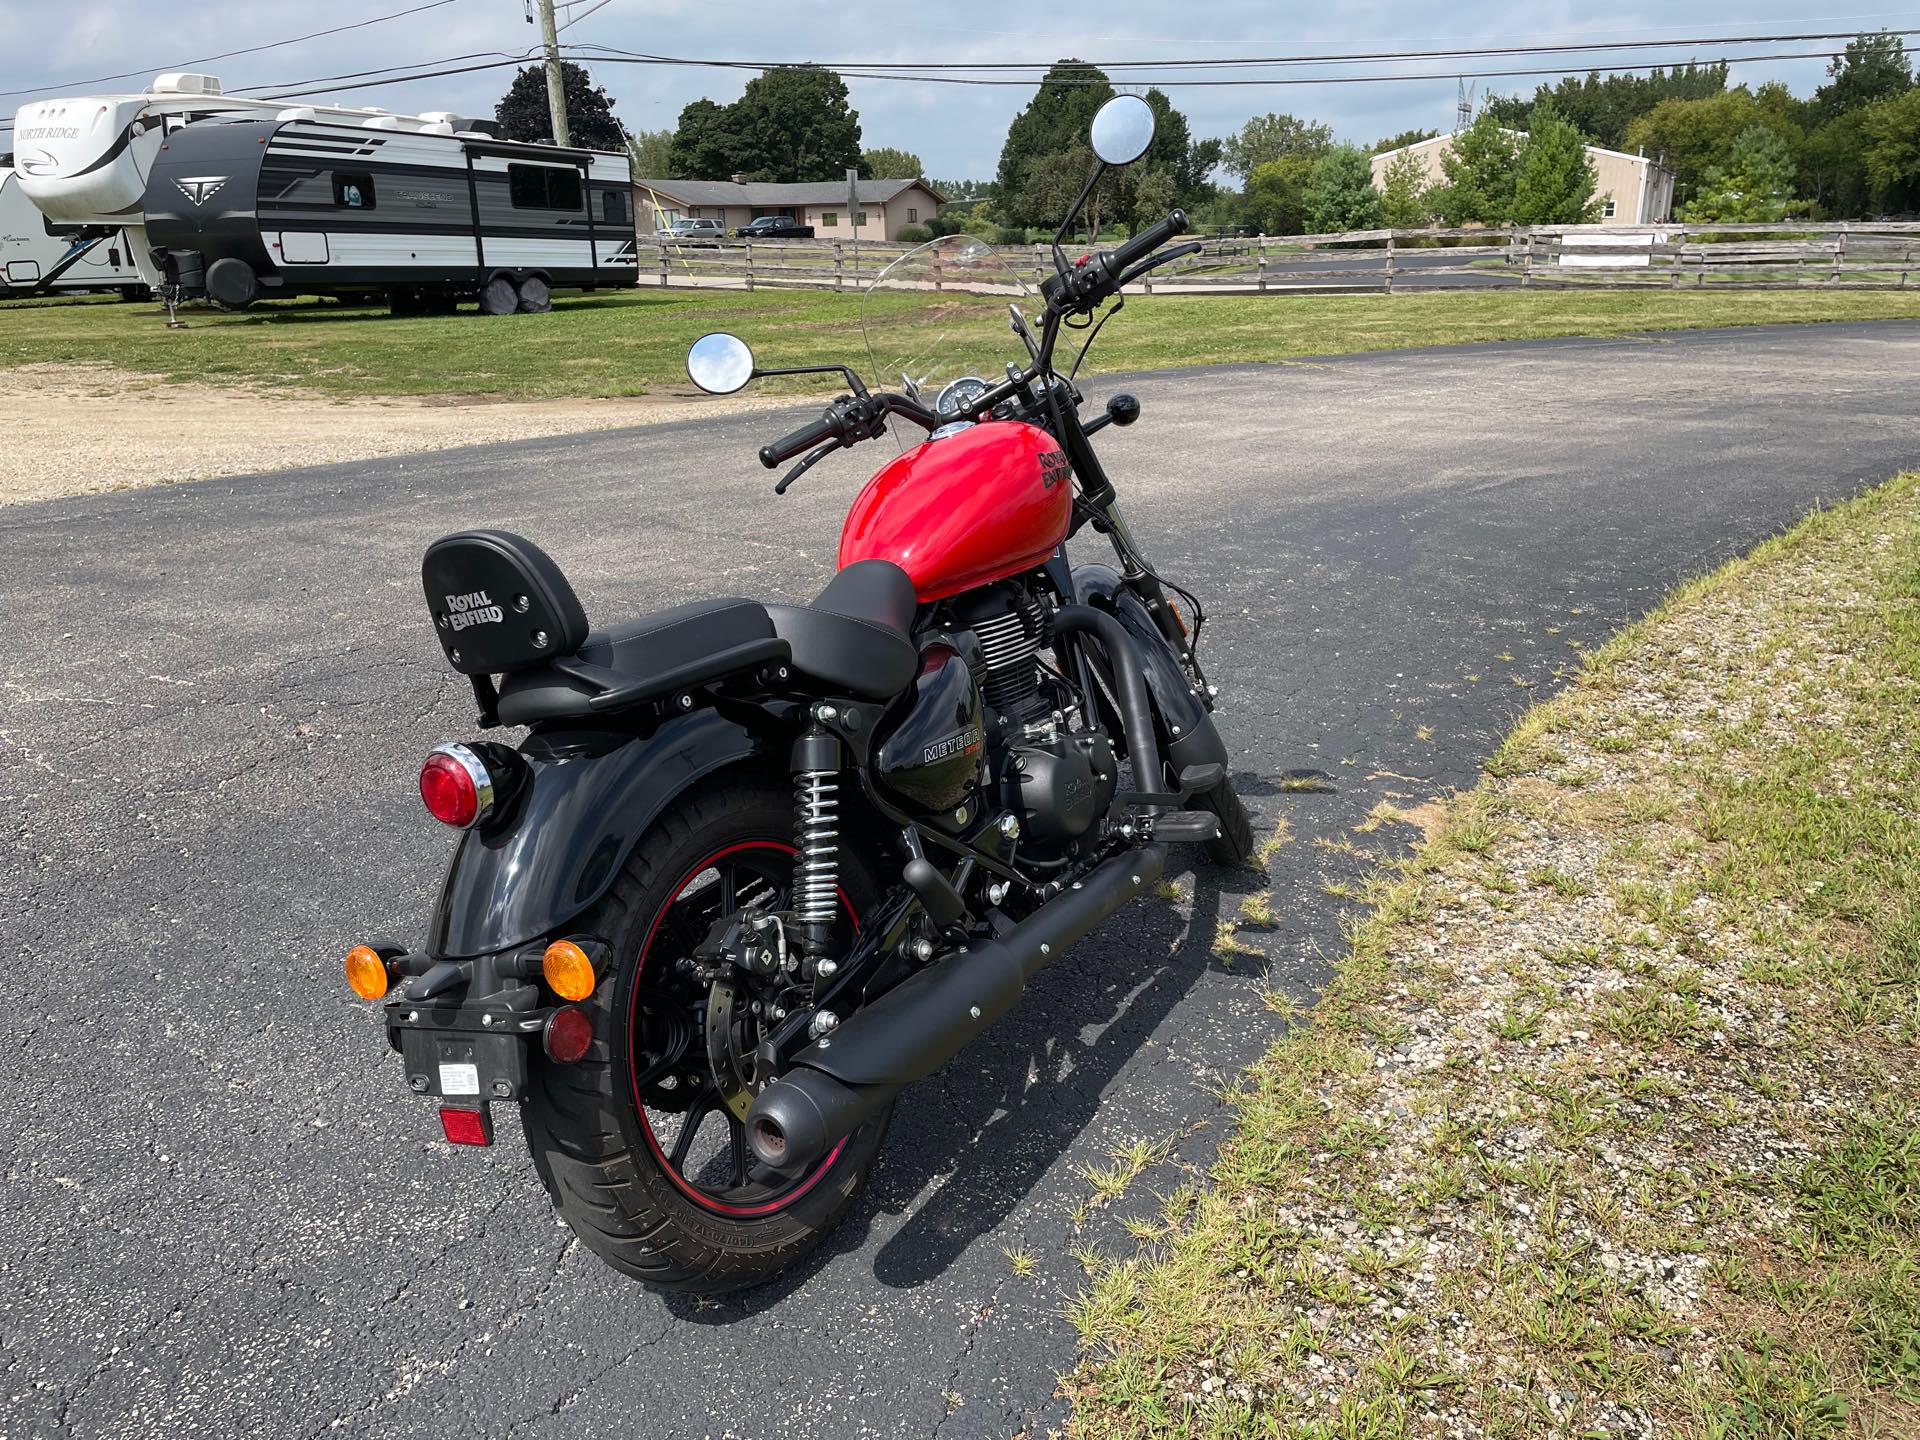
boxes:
[1,165,144,298]
[142,117,637,314]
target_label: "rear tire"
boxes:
[520,771,890,1294]
[516,275,552,313]
[1198,775,1257,866]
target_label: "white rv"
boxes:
[9,71,603,299]
[1,164,144,298]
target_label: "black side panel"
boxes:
[429,711,767,958]
[142,119,276,274]
[1071,562,1228,777]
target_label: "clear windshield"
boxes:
[860,236,1033,429]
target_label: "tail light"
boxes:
[419,744,494,828]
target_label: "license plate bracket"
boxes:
[397,1026,529,1102]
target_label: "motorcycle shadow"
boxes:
[664,850,1270,1320]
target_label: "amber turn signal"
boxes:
[344,945,391,1000]
[542,940,597,1001]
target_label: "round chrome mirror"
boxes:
[1090,94,1156,167]
[686,332,755,394]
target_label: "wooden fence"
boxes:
[634,221,1920,296]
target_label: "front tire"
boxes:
[521,772,890,1293]
[1198,775,1256,866]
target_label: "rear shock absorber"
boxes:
[791,713,842,968]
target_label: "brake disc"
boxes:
[703,978,764,1122]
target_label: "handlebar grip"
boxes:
[1107,209,1188,277]
[759,412,842,469]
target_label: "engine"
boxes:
[874,580,1116,855]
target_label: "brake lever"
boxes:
[1117,240,1203,289]
[774,439,843,495]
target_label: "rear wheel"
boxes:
[521,772,890,1293]
[516,275,552,313]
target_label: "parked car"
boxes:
[736,215,815,240]
[663,218,724,246]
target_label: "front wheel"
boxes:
[1197,774,1256,866]
[520,772,890,1293]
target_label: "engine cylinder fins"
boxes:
[792,770,841,927]
[968,588,1050,719]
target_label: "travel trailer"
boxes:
[0,164,144,297]
[10,71,633,311]
[142,116,636,313]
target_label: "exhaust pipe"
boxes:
[746,844,1168,1172]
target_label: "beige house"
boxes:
[1369,131,1676,224]
[631,177,944,241]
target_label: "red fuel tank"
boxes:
[838,421,1072,603]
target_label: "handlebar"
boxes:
[759,412,844,469]
[1106,209,1188,280]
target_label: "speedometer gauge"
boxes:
[934,376,991,419]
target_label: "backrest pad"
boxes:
[421,529,589,675]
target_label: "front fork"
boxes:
[1082,490,1214,709]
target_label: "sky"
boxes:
[1,0,1911,177]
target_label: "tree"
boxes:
[1301,144,1381,233]
[1626,88,1797,201]
[1377,147,1432,227]
[667,98,740,179]
[495,61,625,151]
[1682,126,1800,222]
[995,61,1114,227]
[1372,128,1439,155]
[725,66,862,182]
[1803,109,1872,216]
[1814,31,1914,121]
[1240,154,1315,234]
[862,146,924,179]
[665,68,860,182]
[1511,100,1601,224]
[627,128,672,178]
[1481,63,1728,149]
[1221,112,1332,179]
[1433,109,1518,225]
[1860,87,1920,212]
[1139,88,1221,214]
[1017,142,1119,240]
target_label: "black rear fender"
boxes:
[428,710,774,958]
[1070,562,1229,784]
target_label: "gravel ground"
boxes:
[0,364,795,506]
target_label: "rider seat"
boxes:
[425,530,921,726]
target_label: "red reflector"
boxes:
[439,1106,493,1146]
[419,751,480,827]
[543,1005,594,1063]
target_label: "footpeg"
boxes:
[1152,810,1223,842]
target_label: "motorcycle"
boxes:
[343,94,1256,1293]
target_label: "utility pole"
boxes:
[537,0,571,148]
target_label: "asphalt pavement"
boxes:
[2,320,1916,1439]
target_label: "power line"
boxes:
[0,0,467,102]
[565,28,1913,74]
[566,46,1904,88]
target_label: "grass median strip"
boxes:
[3,287,1917,401]
[1067,474,1920,1437]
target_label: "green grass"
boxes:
[3,284,1917,400]
[1067,473,1920,1438]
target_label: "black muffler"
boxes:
[745,843,1168,1172]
